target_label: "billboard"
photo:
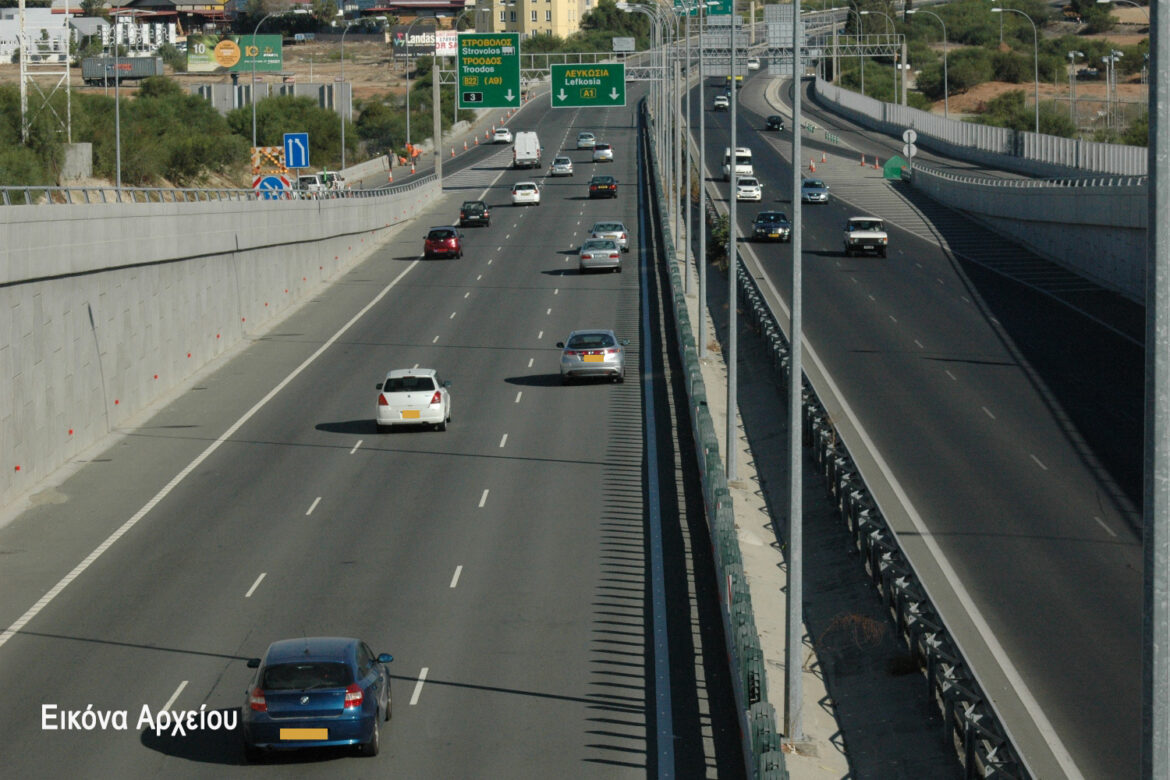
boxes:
[436,30,458,57]
[391,25,437,58]
[612,37,635,53]
[187,34,283,73]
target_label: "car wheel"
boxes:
[376,423,387,433]
[879,248,887,258]
[615,266,622,273]
[458,250,464,259]
[437,417,447,431]
[361,718,380,757]
[244,741,265,763]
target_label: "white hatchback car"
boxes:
[376,369,451,431]
[511,181,541,206]
[747,57,761,71]
[736,177,763,201]
[592,143,614,163]
[493,127,514,144]
[576,131,596,149]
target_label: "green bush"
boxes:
[227,93,352,170]
[157,43,186,72]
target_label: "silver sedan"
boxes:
[589,220,629,252]
[578,238,622,273]
[557,329,629,384]
[549,155,574,176]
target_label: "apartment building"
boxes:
[472,0,594,38]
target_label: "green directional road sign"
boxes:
[458,33,521,109]
[550,63,626,108]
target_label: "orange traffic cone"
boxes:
[388,170,393,183]
[809,160,816,172]
[821,152,827,163]
[451,147,455,158]
[410,163,416,175]
[860,155,866,166]
[474,137,479,146]
[463,141,468,151]
[874,158,880,169]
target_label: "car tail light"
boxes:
[343,684,363,709]
[459,211,466,218]
[606,349,619,355]
[564,350,577,357]
[620,233,627,241]
[378,394,389,406]
[249,687,267,712]
[609,253,620,259]
[430,390,442,405]
[448,238,458,246]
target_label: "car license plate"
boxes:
[583,355,604,363]
[401,410,420,419]
[862,245,874,250]
[769,233,779,238]
[280,728,327,740]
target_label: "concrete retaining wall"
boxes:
[0,178,438,508]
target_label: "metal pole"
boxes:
[698,0,708,359]
[684,6,692,295]
[114,13,121,194]
[786,0,804,744]
[433,53,443,186]
[251,11,274,149]
[726,3,737,482]
[674,57,682,265]
[341,21,353,170]
[1145,0,1170,776]
[404,17,427,150]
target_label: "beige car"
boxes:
[843,217,889,257]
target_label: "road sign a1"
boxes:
[550,63,626,108]
[902,128,918,144]
[283,133,310,169]
[902,143,918,158]
[253,174,290,200]
[458,33,521,109]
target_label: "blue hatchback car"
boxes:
[242,637,393,761]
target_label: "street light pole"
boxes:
[992,7,1038,134]
[860,9,897,104]
[403,16,431,150]
[848,7,864,97]
[727,1,738,481]
[251,11,277,149]
[906,8,947,118]
[1068,50,1084,126]
[698,0,708,358]
[339,18,356,170]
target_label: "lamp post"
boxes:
[1095,0,1150,20]
[906,8,947,117]
[452,7,477,127]
[1068,50,1083,126]
[860,9,897,104]
[848,7,864,96]
[251,11,277,149]
[403,15,433,150]
[991,7,1039,134]
[338,17,357,170]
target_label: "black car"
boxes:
[765,115,785,131]
[588,175,618,199]
[459,200,490,227]
[752,211,792,243]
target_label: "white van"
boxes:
[722,147,753,181]
[513,132,542,169]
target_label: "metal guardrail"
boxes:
[733,257,1029,779]
[909,166,1147,190]
[0,173,437,206]
[641,98,788,780]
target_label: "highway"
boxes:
[0,91,744,776]
[693,74,1143,779]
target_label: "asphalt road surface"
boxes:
[692,73,1142,779]
[0,89,745,777]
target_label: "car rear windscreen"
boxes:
[568,334,616,349]
[428,229,455,239]
[262,662,354,691]
[387,376,437,392]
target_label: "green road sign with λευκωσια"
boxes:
[550,64,626,108]
[458,33,521,109]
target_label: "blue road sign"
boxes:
[256,175,288,200]
[283,133,310,169]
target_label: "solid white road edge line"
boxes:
[244,572,267,599]
[350,440,363,454]
[410,668,428,705]
[0,255,425,652]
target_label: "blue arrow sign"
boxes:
[256,175,288,200]
[283,133,310,169]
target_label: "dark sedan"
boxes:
[242,637,393,761]
[588,175,618,199]
[459,200,490,227]
[752,211,792,242]
[765,115,785,131]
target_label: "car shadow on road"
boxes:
[140,710,359,766]
[503,373,562,387]
[316,419,378,435]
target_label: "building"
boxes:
[0,8,71,63]
[472,0,593,38]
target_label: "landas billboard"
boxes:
[187,34,283,73]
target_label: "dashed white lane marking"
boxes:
[527,358,534,368]
[1094,516,1118,537]
[889,315,898,323]
[449,311,457,319]
[412,363,419,369]
[1030,454,1049,471]
[851,276,858,284]
[546,308,552,315]
[916,262,924,269]
[961,296,971,303]
[554,288,559,295]
[410,668,428,706]
[306,497,322,516]
[505,234,511,239]
[945,370,957,381]
[497,246,502,252]
[499,433,508,448]
[464,292,470,299]
[450,566,463,588]
[245,573,267,598]
[868,294,876,301]
[433,335,440,343]
[537,330,544,340]
[350,440,363,454]
[488,259,493,265]
[478,489,489,508]
[477,274,483,281]
[913,339,924,349]
[982,407,996,420]
[515,391,523,403]
[162,681,188,713]
[937,278,945,285]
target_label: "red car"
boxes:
[424,226,463,259]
